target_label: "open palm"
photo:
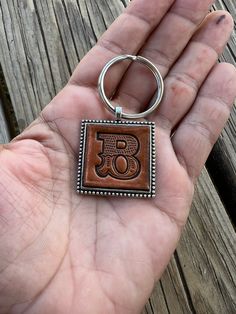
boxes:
[0,1,236,313]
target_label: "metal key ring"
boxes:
[98,55,164,120]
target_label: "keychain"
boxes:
[77,55,164,198]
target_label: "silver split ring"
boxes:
[98,55,164,120]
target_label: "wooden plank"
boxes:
[0,0,71,127]
[0,99,10,143]
[207,0,236,222]
[142,255,193,313]
[0,0,125,130]
[0,1,235,313]
[176,168,236,314]
[144,168,236,314]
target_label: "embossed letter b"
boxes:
[96,133,140,180]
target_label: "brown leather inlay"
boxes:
[83,123,151,191]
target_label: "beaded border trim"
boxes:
[77,120,156,198]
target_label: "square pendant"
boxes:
[77,120,156,198]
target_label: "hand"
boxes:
[0,0,235,313]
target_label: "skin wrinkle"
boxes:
[10,169,53,199]
[91,208,127,228]
[14,202,47,233]
[0,158,33,185]
[179,136,210,178]
[170,7,205,26]
[0,192,33,227]
[98,206,169,288]
[0,143,71,312]
[142,46,173,71]
[5,146,53,187]
[97,20,143,56]
[178,65,236,159]
[106,198,127,228]
[116,12,228,119]
[183,118,219,147]
[14,124,75,207]
[20,114,72,159]
[167,72,200,94]
[39,89,109,153]
[38,114,76,157]
[152,198,188,228]
[123,11,154,29]
[96,273,117,314]
[170,0,215,24]
[175,152,197,183]
[0,199,55,279]
[124,261,155,310]
[199,94,233,112]
[129,227,158,279]
[115,4,218,104]
[125,1,175,28]
[69,74,98,90]
[79,204,152,312]
[13,128,54,152]
[154,15,231,127]
[0,213,8,225]
[174,129,218,181]
[0,156,55,213]
[67,244,118,313]
[0,178,19,209]
[95,259,139,314]
[168,9,200,28]
[93,201,99,271]
[68,250,76,314]
[116,88,144,113]
[191,39,224,56]
[153,115,173,132]
[22,241,71,314]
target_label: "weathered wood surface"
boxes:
[143,168,236,314]
[0,1,235,313]
[209,0,236,221]
[176,168,236,314]
[0,99,10,143]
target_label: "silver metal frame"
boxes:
[77,120,156,198]
[98,55,164,120]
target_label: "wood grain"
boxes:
[208,0,236,222]
[0,1,235,313]
[176,168,236,314]
[0,99,10,143]
[143,169,236,314]
[0,0,125,129]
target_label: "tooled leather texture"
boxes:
[83,123,151,191]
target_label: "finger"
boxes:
[114,0,214,113]
[172,62,236,182]
[152,11,234,129]
[69,0,175,93]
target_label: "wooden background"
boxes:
[0,0,235,313]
